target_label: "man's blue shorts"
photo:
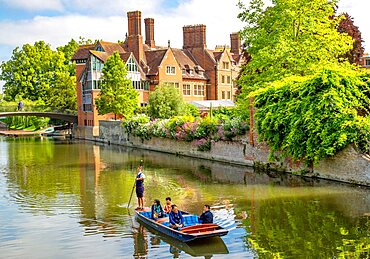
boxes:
[136,186,144,198]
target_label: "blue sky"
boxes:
[0,0,369,90]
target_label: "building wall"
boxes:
[157,49,182,87]
[181,78,207,102]
[217,52,234,101]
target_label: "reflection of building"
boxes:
[72,10,247,131]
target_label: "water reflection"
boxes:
[0,137,369,258]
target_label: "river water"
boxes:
[0,137,369,258]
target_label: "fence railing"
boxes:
[0,105,77,115]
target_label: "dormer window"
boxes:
[182,69,186,75]
[189,69,193,76]
[198,71,204,76]
[96,46,104,52]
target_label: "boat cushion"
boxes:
[140,211,152,218]
[184,215,200,226]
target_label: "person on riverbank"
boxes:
[151,199,165,219]
[169,204,184,230]
[163,197,172,215]
[17,101,24,111]
[135,163,145,210]
[199,205,213,224]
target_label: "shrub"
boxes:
[252,66,370,164]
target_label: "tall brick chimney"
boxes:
[230,32,241,55]
[144,18,155,48]
[127,11,144,62]
[183,25,207,49]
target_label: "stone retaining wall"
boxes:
[81,120,370,186]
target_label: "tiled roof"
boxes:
[172,48,207,80]
[119,52,132,62]
[90,50,110,62]
[213,51,223,61]
[71,44,95,60]
[99,41,125,55]
[145,49,167,75]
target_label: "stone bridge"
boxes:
[0,112,78,123]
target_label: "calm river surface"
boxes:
[0,137,369,258]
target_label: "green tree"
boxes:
[95,52,138,119]
[48,72,77,111]
[57,39,79,75]
[148,84,185,119]
[237,0,353,94]
[0,41,75,108]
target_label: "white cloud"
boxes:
[2,0,64,12]
[0,0,369,58]
[0,0,242,52]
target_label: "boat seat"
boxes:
[183,215,200,226]
[140,211,152,218]
[156,215,200,228]
[180,225,218,233]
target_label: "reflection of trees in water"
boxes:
[132,225,148,258]
[241,198,369,258]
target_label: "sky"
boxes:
[0,0,369,90]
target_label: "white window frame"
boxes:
[166,66,176,75]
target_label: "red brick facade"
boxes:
[72,10,247,127]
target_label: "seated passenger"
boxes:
[163,197,172,215]
[151,199,165,219]
[199,204,213,224]
[169,204,184,230]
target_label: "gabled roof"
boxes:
[98,41,125,55]
[90,50,110,62]
[213,51,223,62]
[119,52,132,62]
[172,48,207,80]
[145,49,167,75]
[71,44,95,60]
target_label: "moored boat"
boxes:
[135,208,229,243]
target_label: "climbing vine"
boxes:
[252,66,370,165]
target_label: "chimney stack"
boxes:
[144,18,155,48]
[127,11,144,62]
[230,32,241,55]
[183,25,207,49]
[127,11,142,36]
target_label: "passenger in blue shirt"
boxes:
[169,204,184,230]
[199,205,213,224]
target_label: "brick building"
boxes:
[360,53,370,69]
[72,10,246,129]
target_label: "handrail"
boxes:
[0,105,77,115]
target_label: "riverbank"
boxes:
[74,121,370,187]
[0,129,41,137]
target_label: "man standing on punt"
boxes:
[135,161,145,210]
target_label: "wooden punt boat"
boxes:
[135,208,229,243]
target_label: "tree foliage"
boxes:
[148,84,185,119]
[252,66,370,164]
[0,41,77,110]
[95,52,138,119]
[237,0,353,94]
[337,13,364,65]
[57,38,79,75]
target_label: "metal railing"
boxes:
[0,105,77,115]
